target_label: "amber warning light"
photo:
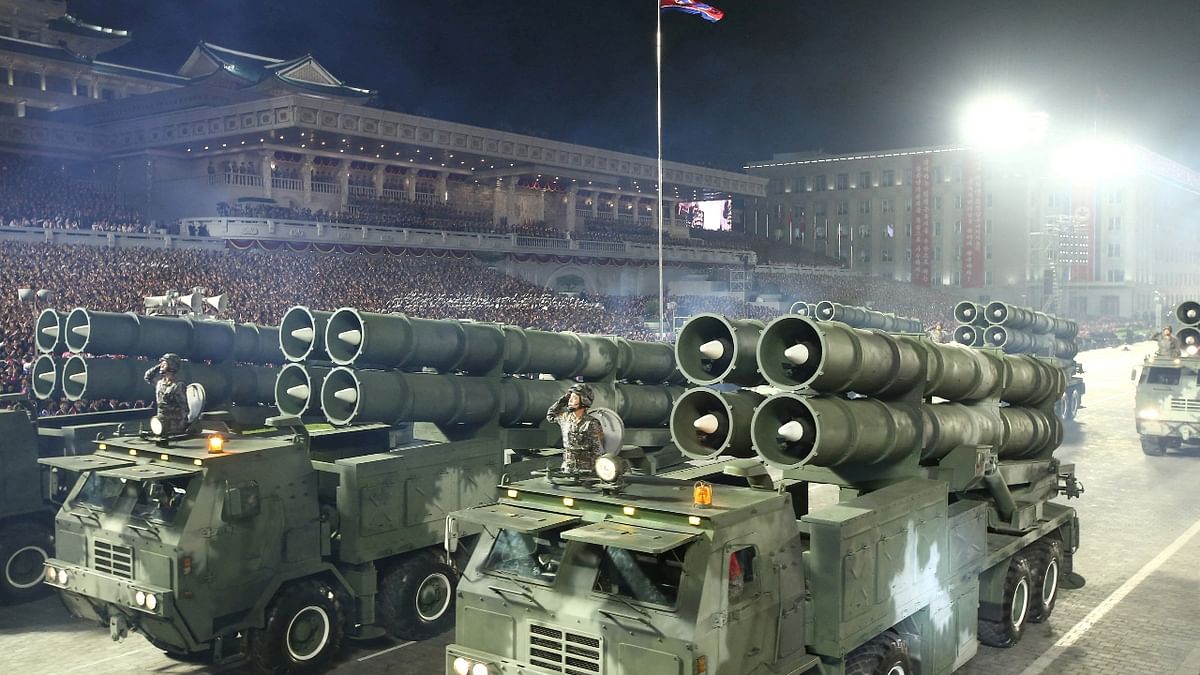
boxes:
[694,480,712,508]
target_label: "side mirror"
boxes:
[444,515,460,555]
[222,481,260,521]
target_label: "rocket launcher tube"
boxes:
[274,363,331,417]
[998,406,1062,459]
[789,302,818,318]
[920,402,1003,462]
[1001,356,1067,407]
[62,356,276,405]
[953,324,985,347]
[669,387,764,460]
[1176,300,1200,327]
[755,315,925,396]
[279,306,334,362]
[750,394,922,469]
[815,301,923,333]
[36,308,66,354]
[31,354,63,400]
[63,308,282,364]
[953,301,988,326]
[675,314,765,386]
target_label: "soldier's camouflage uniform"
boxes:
[547,400,604,474]
[1157,332,1181,358]
[145,365,189,435]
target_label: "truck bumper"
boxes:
[1136,420,1200,441]
[43,558,199,652]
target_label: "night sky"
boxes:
[76,0,1200,171]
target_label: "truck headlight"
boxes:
[150,416,164,435]
[595,455,626,482]
[452,657,471,675]
[135,590,147,607]
[471,663,491,675]
[145,593,158,611]
[56,569,69,585]
[44,566,57,584]
[1138,408,1160,420]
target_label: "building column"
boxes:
[372,164,384,198]
[505,180,516,226]
[565,184,578,233]
[404,169,416,202]
[261,150,273,199]
[339,164,350,209]
[38,69,45,92]
[436,171,449,204]
[590,191,599,219]
[493,178,505,225]
[302,154,313,204]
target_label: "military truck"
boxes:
[445,312,1083,675]
[42,307,687,672]
[954,301,1086,422]
[1134,300,1200,456]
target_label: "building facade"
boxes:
[745,145,1200,320]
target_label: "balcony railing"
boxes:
[271,177,302,191]
[311,181,340,194]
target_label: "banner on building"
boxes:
[911,155,933,286]
[1068,184,1095,282]
[961,153,985,287]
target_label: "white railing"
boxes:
[382,188,407,200]
[208,173,263,188]
[181,217,753,265]
[348,185,375,197]
[311,181,340,194]
[272,177,302,191]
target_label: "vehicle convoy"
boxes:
[1134,300,1200,456]
[953,301,1085,422]
[41,306,687,673]
[445,312,1084,675]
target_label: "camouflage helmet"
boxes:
[159,353,182,372]
[567,383,595,408]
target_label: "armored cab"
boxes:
[1135,300,1200,455]
[447,312,1084,675]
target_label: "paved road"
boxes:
[3,342,1198,674]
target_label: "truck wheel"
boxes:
[248,580,345,674]
[1065,391,1080,421]
[0,521,53,604]
[377,555,457,640]
[1027,540,1062,623]
[1140,436,1166,456]
[979,556,1032,648]
[845,630,912,675]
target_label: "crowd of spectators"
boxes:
[0,154,149,233]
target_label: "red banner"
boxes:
[961,153,985,287]
[910,155,933,286]
[1069,184,1095,281]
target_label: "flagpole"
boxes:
[656,2,666,341]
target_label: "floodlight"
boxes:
[960,94,1048,149]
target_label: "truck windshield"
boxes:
[482,527,568,583]
[73,473,193,525]
[1144,367,1181,385]
[131,477,193,524]
[592,543,691,609]
[74,472,132,512]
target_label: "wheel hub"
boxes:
[415,572,452,622]
[286,605,331,661]
[5,545,48,589]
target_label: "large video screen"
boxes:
[677,199,732,231]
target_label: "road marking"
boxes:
[1019,516,1200,675]
[59,646,155,672]
[357,640,416,662]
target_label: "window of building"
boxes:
[905,198,912,213]
[934,248,942,261]
[837,201,849,215]
[882,170,895,187]
[953,194,963,209]
[986,245,993,260]
[1108,189,1122,204]
[101,88,117,100]
[953,221,962,234]
[859,199,871,214]
[985,271,993,285]
[903,168,913,185]
[12,70,39,89]
[859,171,871,188]
[1108,216,1121,230]
[797,176,808,192]
[815,175,827,191]
[44,75,71,95]
[836,173,849,190]
[933,166,944,183]
[905,222,912,237]
[814,201,826,216]
[74,81,89,97]
[882,198,893,213]
[985,218,993,233]
[934,196,943,211]
[986,193,993,207]
[882,249,893,262]
[905,248,912,261]
[886,223,895,238]
[934,221,942,236]
[858,224,871,238]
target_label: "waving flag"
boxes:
[660,0,724,22]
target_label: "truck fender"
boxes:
[239,564,358,632]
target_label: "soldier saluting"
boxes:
[1157,326,1181,358]
[145,353,189,435]
[546,383,605,475]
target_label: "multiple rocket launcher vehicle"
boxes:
[21,298,1084,674]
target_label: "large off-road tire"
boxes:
[142,634,212,663]
[248,580,345,674]
[1140,436,1167,456]
[0,521,53,604]
[1027,539,1063,624]
[377,554,457,640]
[1065,390,1081,421]
[979,556,1032,648]
[845,630,913,675]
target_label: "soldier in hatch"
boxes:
[546,383,605,475]
[1157,326,1181,358]
[145,353,189,435]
